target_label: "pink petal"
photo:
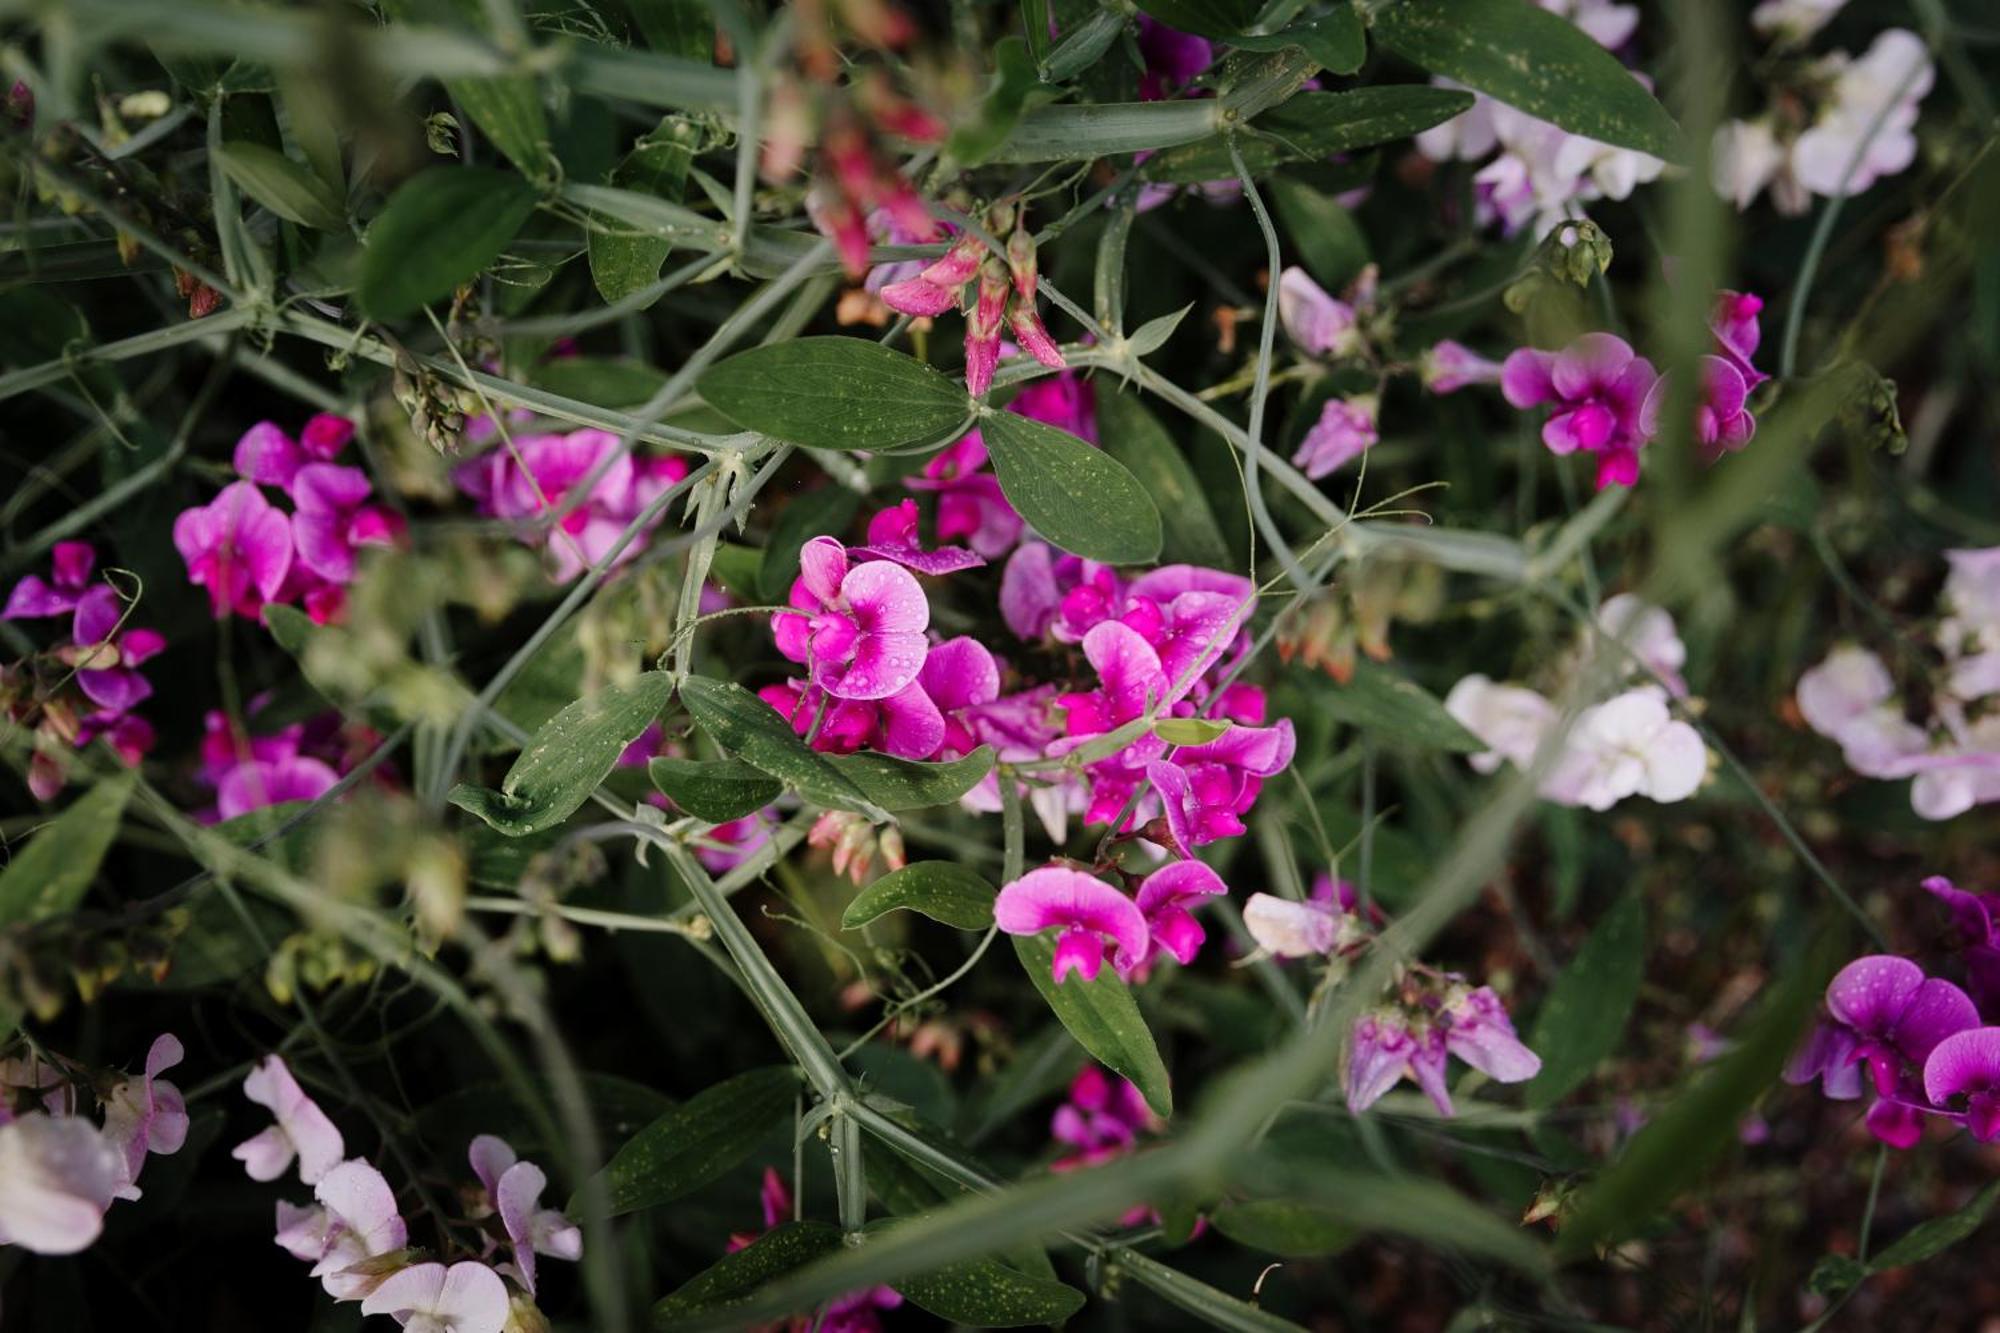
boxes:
[1499,349,1558,408]
[881,277,961,317]
[291,463,373,516]
[797,537,848,606]
[993,866,1150,978]
[314,1159,407,1257]
[876,681,946,758]
[1000,542,1061,640]
[918,636,1001,713]
[3,575,76,620]
[233,422,303,489]
[300,413,355,460]
[1549,333,1637,400]
[496,1160,547,1295]
[843,559,930,636]
[467,1133,517,1200]
[51,541,94,589]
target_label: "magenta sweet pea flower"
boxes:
[0,1112,125,1255]
[1148,720,1296,853]
[173,480,294,619]
[1347,1010,1452,1114]
[1502,332,1659,489]
[65,585,166,714]
[1709,289,1768,392]
[468,1135,582,1297]
[290,464,402,584]
[360,1261,510,1333]
[774,537,931,701]
[232,414,354,490]
[849,498,984,574]
[1050,1065,1154,1158]
[234,1055,345,1185]
[918,636,1002,757]
[994,865,1151,983]
[1923,1027,2000,1142]
[1639,355,1755,463]
[1008,366,1097,442]
[100,1033,188,1200]
[2,539,96,620]
[759,678,945,760]
[880,232,982,318]
[454,429,688,582]
[1923,875,2000,1018]
[1136,16,1214,100]
[905,433,1024,559]
[1421,340,1506,393]
[1292,395,1379,480]
[1133,859,1228,967]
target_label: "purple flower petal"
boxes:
[1500,349,1558,408]
[1825,955,1927,1038]
[918,637,1001,713]
[70,585,123,647]
[3,575,77,620]
[798,536,848,606]
[876,681,946,759]
[233,422,304,489]
[1922,1025,2000,1141]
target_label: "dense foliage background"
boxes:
[0,0,1997,1329]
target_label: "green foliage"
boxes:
[698,339,974,450]
[979,411,1164,565]
[648,756,785,823]
[1013,935,1173,1118]
[842,862,996,930]
[358,167,539,319]
[450,672,676,835]
[0,774,136,928]
[1524,891,1647,1108]
[583,1066,800,1216]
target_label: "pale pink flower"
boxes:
[234,1055,346,1185]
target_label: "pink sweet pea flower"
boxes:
[218,753,341,820]
[1502,332,1659,489]
[1050,1066,1154,1158]
[1133,859,1228,967]
[1148,720,1296,853]
[850,498,984,574]
[1347,1010,1452,1114]
[1639,355,1755,463]
[759,678,945,760]
[0,1112,125,1254]
[1277,267,1358,359]
[2,539,96,620]
[774,537,931,700]
[1292,395,1378,479]
[994,865,1151,983]
[918,636,1002,757]
[173,480,295,619]
[360,1261,510,1333]
[880,233,982,317]
[905,433,1024,559]
[454,430,687,583]
[1709,290,1768,391]
[1008,367,1097,442]
[1922,875,2000,1018]
[233,414,354,490]
[468,1135,582,1297]
[67,583,166,714]
[1438,987,1542,1084]
[290,464,402,585]
[234,1055,346,1185]
[1136,17,1214,101]
[1924,1027,2000,1143]
[1421,340,1506,393]
[308,1159,410,1299]
[101,1033,188,1200]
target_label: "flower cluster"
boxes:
[1795,547,2000,820]
[1044,1065,1181,1228]
[1448,593,1709,810]
[0,1034,186,1254]
[3,541,163,798]
[881,202,1065,396]
[1415,1,1664,237]
[1787,882,2000,1149]
[238,1054,579,1330]
[1242,874,1542,1116]
[175,415,401,626]
[453,429,688,584]
[1714,26,1933,214]
[1278,265,1383,479]
[197,702,380,822]
[728,1167,902,1332]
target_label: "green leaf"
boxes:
[1154,717,1232,746]
[0,774,135,928]
[215,141,344,229]
[449,671,675,836]
[648,757,784,823]
[842,863,996,931]
[531,356,669,409]
[582,1066,798,1217]
[628,0,714,59]
[992,100,1222,164]
[827,747,997,812]
[699,339,974,451]
[1113,1249,1308,1332]
[1230,8,1366,75]
[452,76,554,178]
[757,484,862,604]
[1094,391,1232,568]
[1211,1199,1355,1257]
[1013,935,1172,1118]
[1870,1180,2000,1271]
[980,411,1162,565]
[1371,0,1682,160]
[1134,0,1258,39]
[1524,892,1646,1108]
[653,1222,845,1324]
[1271,176,1369,291]
[677,677,885,818]
[890,1246,1087,1327]
[358,166,539,320]
[1038,8,1127,83]
[950,37,1043,165]
[1141,87,1474,183]
[590,117,701,305]
[1320,660,1481,751]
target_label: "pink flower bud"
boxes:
[965,260,1009,397]
[1007,302,1065,371]
[880,277,959,318]
[1005,228,1037,303]
[918,234,984,289]
[6,80,33,134]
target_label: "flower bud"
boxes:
[1005,227,1037,303]
[964,259,1009,397]
[1006,301,1065,371]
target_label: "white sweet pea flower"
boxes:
[1791,29,1933,200]
[1597,592,1688,695]
[1712,119,1788,211]
[1445,675,1557,775]
[1242,893,1340,959]
[1795,645,1897,738]
[1751,0,1847,43]
[1940,547,2000,700]
[1541,687,1708,809]
[0,1112,124,1254]
[361,1261,510,1333]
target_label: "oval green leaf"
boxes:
[449,670,675,836]
[698,339,974,451]
[358,166,539,320]
[1371,0,1683,160]
[216,141,345,230]
[582,1065,799,1217]
[892,1251,1087,1327]
[842,862,996,931]
[0,772,135,928]
[678,677,885,819]
[1013,934,1171,1118]
[980,411,1162,565]
[1154,717,1233,747]
[1211,1199,1355,1258]
[1229,8,1366,75]
[1134,0,1258,39]
[654,1221,845,1324]
[826,747,997,811]
[1141,87,1474,183]
[648,756,784,824]
[1524,891,1646,1108]
[590,118,700,305]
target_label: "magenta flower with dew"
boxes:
[1922,875,2000,1018]
[468,1135,582,1297]
[173,479,294,619]
[1056,620,1176,737]
[1133,860,1228,967]
[1502,332,1659,489]
[100,1033,188,1200]
[1923,1027,2000,1142]
[905,433,1023,559]
[232,413,355,491]
[1148,720,1295,855]
[849,498,984,574]
[360,1261,510,1333]
[307,1158,410,1299]
[1277,267,1357,359]
[1292,395,1379,480]
[0,1112,125,1254]
[234,1055,345,1185]
[994,865,1151,984]
[1421,340,1505,394]
[918,636,1001,757]
[2,539,97,619]
[773,536,931,701]
[1347,1010,1452,1114]
[760,677,945,760]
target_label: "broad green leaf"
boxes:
[1271,177,1369,291]
[1013,934,1172,1117]
[628,0,714,59]
[582,1066,798,1216]
[1525,891,1646,1108]
[842,863,996,931]
[1371,0,1682,160]
[980,411,1162,565]
[1212,47,1323,121]
[453,76,553,178]
[949,38,1042,165]
[758,484,862,604]
[1094,391,1232,568]
[991,100,1222,164]
[1230,8,1366,75]
[1154,717,1232,746]
[1321,660,1481,751]
[216,141,344,229]
[358,167,538,320]
[699,339,974,451]
[1141,87,1474,183]
[653,1222,844,1324]
[1134,0,1258,39]
[891,1247,1086,1327]
[677,677,885,818]
[590,117,701,305]
[1211,1199,1355,1257]
[0,773,135,928]
[530,356,669,409]
[276,69,343,195]
[1113,1249,1307,1332]
[449,671,675,836]
[648,756,784,824]
[827,747,997,811]
[1870,1180,2000,1271]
